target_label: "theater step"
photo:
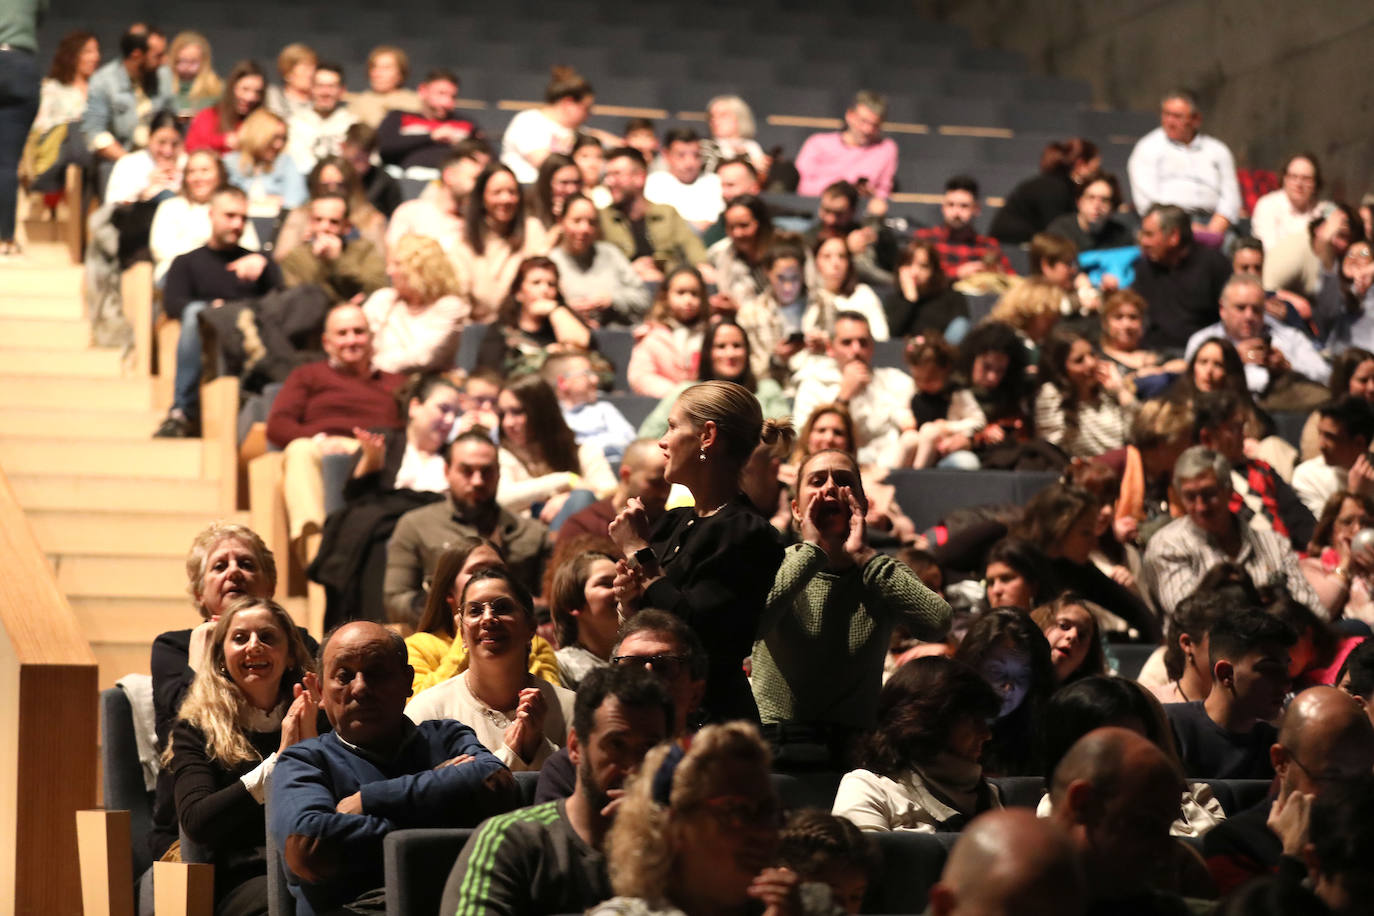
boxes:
[26,508,250,557]
[11,474,221,513]
[0,347,125,378]
[0,438,203,479]
[0,317,91,350]
[0,406,165,439]
[0,374,152,410]
[71,596,190,645]
[54,554,192,600]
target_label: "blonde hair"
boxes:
[237,109,286,169]
[367,45,410,83]
[389,233,461,303]
[706,95,757,140]
[606,723,773,899]
[276,42,317,80]
[677,380,793,470]
[167,31,223,100]
[165,597,314,767]
[988,278,1062,335]
[1131,397,1195,450]
[185,522,277,619]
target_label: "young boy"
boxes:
[542,351,636,463]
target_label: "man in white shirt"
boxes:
[644,128,722,232]
[791,311,915,468]
[1292,395,1374,518]
[286,62,356,172]
[1128,90,1241,236]
[1183,273,1330,393]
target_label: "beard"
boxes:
[578,751,612,813]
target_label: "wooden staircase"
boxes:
[0,242,249,690]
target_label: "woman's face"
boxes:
[184,153,220,203]
[1041,257,1077,292]
[483,171,520,228]
[199,537,271,618]
[985,560,1032,610]
[575,558,620,649]
[316,163,345,194]
[708,101,739,139]
[497,389,527,447]
[560,198,599,255]
[665,272,704,324]
[709,324,748,380]
[516,266,559,310]
[725,204,760,256]
[407,385,460,451]
[807,411,851,455]
[447,546,506,623]
[1056,509,1100,565]
[1077,179,1114,225]
[1043,604,1094,682]
[549,164,582,214]
[1193,342,1227,393]
[173,41,202,81]
[1349,359,1374,401]
[221,606,291,698]
[233,74,265,117]
[458,577,533,662]
[815,237,850,291]
[1064,339,1098,393]
[78,38,101,79]
[1104,302,1143,351]
[947,713,994,764]
[286,59,315,94]
[971,350,1009,392]
[265,122,287,160]
[1333,497,1370,554]
[900,247,935,294]
[767,256,802,305]
[979,644,1033,718]
[369,52,402,93]
[659,403,701,484]
[675,758,779,909]
[572,144,604,188]
[147,125,182,166]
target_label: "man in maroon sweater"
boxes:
[267,302,406,560]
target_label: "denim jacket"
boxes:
[82,58,172,152]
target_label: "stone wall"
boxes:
[914,0,1374,203]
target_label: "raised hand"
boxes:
[503,686,547,763]
[608,497,652,557]
[352,427,387,476]
[842,486,874,567]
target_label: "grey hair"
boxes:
[851,89,887,119]
[1145,203,1192,247]
[1220,272,1265,307]
[1161,88,1199,114]
[1173,445,1231,493]
[706,94,756,140]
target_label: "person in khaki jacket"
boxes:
[280,193,388,303]
[598,146,710,285]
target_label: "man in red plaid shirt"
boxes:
[915,174,1015,280]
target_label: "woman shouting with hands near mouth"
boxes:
[750,448,951,769]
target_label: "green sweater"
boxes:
[750,542,951,728]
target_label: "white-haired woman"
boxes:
[702,94,769,178]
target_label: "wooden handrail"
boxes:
[0,466,99,915]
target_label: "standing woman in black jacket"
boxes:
[609,380,792,723]
[990,137,1100,244]
[165,596,320,916]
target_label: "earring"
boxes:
[698,448,706,462]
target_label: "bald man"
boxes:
[1204,685,1374,896]
[1049,726,1192,915]
[556,438,671,544]
[928,808,1086,916]
[269,621,519,915]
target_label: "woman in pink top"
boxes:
[627,266,708,397]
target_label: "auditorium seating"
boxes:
[887,468,1062,532]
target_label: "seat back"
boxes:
[862,831,952,914]
[770,771,842,811]
[265,795,295,916]
[100,686,156,882]
[514,771,540,806]
[455,323,491,373]
[382,828,475,916]
[592,328,635,392]
[988,776,1045,809]
[887,468,1060,532]
[1110,643,1157,681]
[602,393,659,434]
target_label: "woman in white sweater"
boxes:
[362,233,467,373]
[805,234,889,340]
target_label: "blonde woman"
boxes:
[362,234,468,373]
[265,42,316,119]
[165,596,319,912]
[222,109,307,214]
[168,31,223,117]
[986,277,1062,361]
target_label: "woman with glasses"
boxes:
[405,567,574,772]
[1250,153,1324,254]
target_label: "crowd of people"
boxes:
[7,12,1374,916]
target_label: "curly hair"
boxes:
[236,108,285,169]
[413,537,505,639]
[549,550,618,647]
[166,597,314,767]
[988,278,1061,339]
[859,655,1001,777]
[954,320,1031,422]
[185,522,277,620]
[48,30,97,84]
[389,233,461,303]
[606,722,772,900]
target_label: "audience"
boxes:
[809,233,890,339]
[265,43,316,120]
[453,164,554,320]
[28,30,100,197]
[531,151,582,232]
[627,266,709,397]
[1292,395,1374,519]
[775,810,873,914]
[1250,153,1325,253]
[543,350,637,464]
[1131,203,1233,352]
[377,67,477,173]
[1034,326,1138,459]
[953,608,1056,776]
[548,193,650,326]
[279,192,387,301]
[274,155,388,260]
[1046,169,1135,253]
[702,94,769,176]
[796,90,898,199]
[928,808,1086,916]
[285,61,355,172]
[83,26,171,175]
[185,59,266,154]
[599,146,708,283]
[360,232,465,372]
[346,44,421,129]
[708,193,775,308]
[500,66,600,184]
[557,438,670,544]
[384,139,488,255]
[990,137,1100,244]
[915,174,1013,279]
[1302,490,1374,623]
[221,108,308,214]
[644,127,722,232]
[1128,89,1241,236]
[884,238,970,341]
[1031,593,1107,684]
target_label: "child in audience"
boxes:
[833,655,1004,831]
[736,241,810,384]
[907,332,988,470]
[1034,325,1137,459]
[776,810,874,914]
[953,608,1056,776]
[906,333,958,427]
[453,368,502,438]
[548,549,618,688]
[542,350,635,464]
[627,266,709,397]
[1030,592,1107,684]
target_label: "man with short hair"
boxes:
[1048,727,1191,915]
[791,312,916,467]
[270,621,518,915]
[386,138,491,255]
[385,431,551,622]
[644,127,723,231]
[1203,685,1374,895]
[928,809,1087,916]
[280,193,387,303]
[1144,446,1322,615]
[82,25,171,165]
[440,666,672,915]
[1338,639,1374,726]
[377,68,479,174]
[543,351,636,463]
[805,179,896,288]
[286,61,357,172]
[1130,203,1233,351]
[1127,89,1242,236]
[1184,273,1330,392]
[914,175,1013,279]
[342,122,403,217]
[1292,395,1374,518]
[795,89,898,199]
[599,146,708,283]
[556,439,670,545]
[1164,608,1296,779]
[700,156,760,246]
[156,186,284,437]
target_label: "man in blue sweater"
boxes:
[270,621,519,915]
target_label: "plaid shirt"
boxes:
[914,224,1014,275]
[1230,459,1288,541]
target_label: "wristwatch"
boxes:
[632,546,658,571]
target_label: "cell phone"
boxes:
[785,331,805,345]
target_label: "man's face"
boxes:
[614,631,702,732]
[321,626,412,749]
[419,78,458,119]
[1233,248,1263,277]
[442,153,489,199]
[604,156,646,204]
[831,318,874,367]
[818,192,854,231]
[447,439,499,510]
[322,305,372,372]
[1228,644,1293,722]
[1202,410,1247,464]
[308,198,348,239]
[1318,417,1365,470]
[1137,213,1178,263]
[624,449,671,520]
[941,190,978,231]
[311,68,343,114]
[844,103,883,146]
[664,139,703,185]
[575,695,670,807]
[1219,285,1266,340]
[209,193,247,247]
[1178,470,1231,536]
[143,33,166,72]
[717,163,758,203]
[1160,97,1200,144]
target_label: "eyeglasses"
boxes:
[611,653,688,679]
[690,794,782,830]
[462,599,522,621]
[1285,748,1366,788]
